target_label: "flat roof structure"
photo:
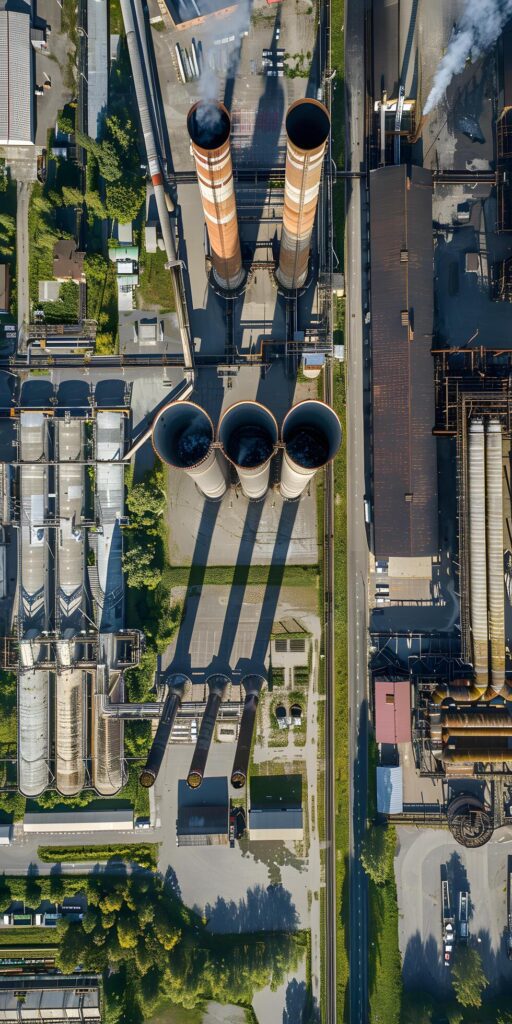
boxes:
[372,0,398,99]
[370,165,438,558]
[374,679,411,744]
[0,9,33,146]
[249,774,303,841]
[86,0,108,139]
[23,809,133,832]
[376,765,403,815]
[0,974,101,1021]
[176,777,229,847]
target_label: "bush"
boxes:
[38,844,158,869]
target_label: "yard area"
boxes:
[136,249,176,312]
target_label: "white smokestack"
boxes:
[423,0,512,115]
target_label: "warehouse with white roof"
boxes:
[0,7,33,146]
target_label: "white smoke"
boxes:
[195,0,251,119]
[423,0,512,115]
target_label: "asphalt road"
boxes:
[16,181,31,340]
[345,0,370,1021]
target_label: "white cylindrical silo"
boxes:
[18,669,49,797]
[468,418,488,688]
[218,401,278,499]
[486,419,505,693]
[55,669,86,797]
[280,400,342,499]
[152,400,227,500]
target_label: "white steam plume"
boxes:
[195,0,251,128]
[423,0,512,115]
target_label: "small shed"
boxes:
[376,765,403,815]
[53,240,85,283]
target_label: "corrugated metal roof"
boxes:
[0,10,33,145]
[376,765,403,814]
[87,0,108,140]
[374,678,411,744]
[370,165,438,557]
[177,805,228,835]
[249,808,303,831]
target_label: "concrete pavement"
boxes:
[16,181,31,339]
[345,0,370,1021]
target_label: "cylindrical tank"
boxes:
[55,669,86,797]
[187,102,244,291]
[187,673,229,789]
[18,670,49,798]
[277,99,330,291]
[486,420,505,693]
[280,400,342,499]
[139,674,190,788]
[92,673,124,796]
[218,402,278,499]
[230,674,264,788]
[468,419,488,688]
[152,400,227,500]
[442,746,512,764]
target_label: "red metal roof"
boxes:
[375,679,411,744]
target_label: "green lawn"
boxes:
[137,249,176,312]
[0,929,58,948]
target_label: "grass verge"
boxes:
[169,564,319,588]
[136,249,176,312]
[38,843,158,869]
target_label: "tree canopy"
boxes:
[360,825,396,885]
[451,946,489,1008]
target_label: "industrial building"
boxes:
[176,778,229,847]
[0,8,33,146]
[248,775,303,842]
[370,164,438,559]
[0,975,101,1022]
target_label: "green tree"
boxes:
[57,111,74,135]
[0,875,11,912]
[106,115,134,151]
[360,825,395,885]
[106,183,145,223]
[126,477,165,527]
[123,543,161,590]
[84,190,107,220]
[451,946,489,1008]
[62,186,83,207]
[84,252,107,283]
[0,213,15,235]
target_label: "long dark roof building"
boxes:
[370,164,438,558]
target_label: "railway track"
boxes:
[323,359,337,1023]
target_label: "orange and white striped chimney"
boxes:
[187,101,244,291]
[277,99,330,291]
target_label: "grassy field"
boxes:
[168,564,319,588]
[0,929,58,948]
[38,843,158,868]
[332,359,350,1021]
[137,249,176,312]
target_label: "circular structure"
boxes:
[275,704,287,721]
[153,401,213,469]
[290,703,302,720]
[447,794,494,848]
[282,400,342,470]
[187,101,231,151]
[219,403,278,499]
[285,98,330,152]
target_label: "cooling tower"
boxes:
[187,101,244,291]
[280,400,342,499]
[139,674,190,788]
[230,674,264,788]
[218,401,278,499]
[152,400,227,499]
[187,673,229,789]
[277,99,331,291]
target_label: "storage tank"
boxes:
[152,400,227,500]
[18,669,50,797]
[187,673,229,789]
[92,671,124,796]
[55,669,86,796]
[218,402,278,499]
[230,674,264,788]
[280,400,342,499]
[486,419,505,693]
[187,101,244,291]
[139,673,191,788]
[277,99,330,291]
[468,419,488,688]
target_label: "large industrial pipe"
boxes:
[139,674,190,788]
[441,713,512,729]
[280,400,342,499]
[277,99,330,291]
[187,673,229,789]
[442,746,512,763]
[187,102,243,291]
[218,402,278,500]
[468,419,488,688]
[152,400,227,500]
[486,419,505,693]
[230,674,264,788]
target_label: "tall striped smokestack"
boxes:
[187,102,244,291]
[277,99,330,291]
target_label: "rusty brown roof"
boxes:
[370,164,438,558]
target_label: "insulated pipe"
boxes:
[442,746,512,763]
[187,673,229,789]
[277,99,330,291]
[230,674,264,788]
[152,400,227,500]
[218,401,278,499]
[280,399,342,499]
[139,674,190,788]
[486,419,505,693]
[468,419,489,688]
[187,102,244,291]
[441,713,512,729]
